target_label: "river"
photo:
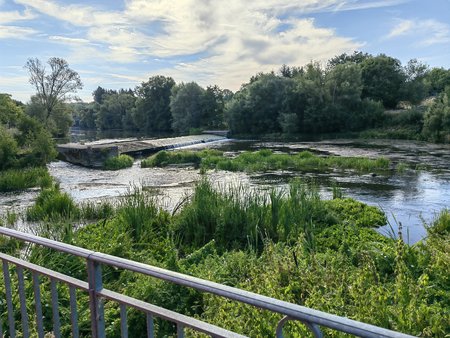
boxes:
[1,137,449,244]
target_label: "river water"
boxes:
[1,138,449,244]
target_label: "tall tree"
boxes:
[95,92,136,130]
[401,59,430,105]
[360,54,406,108]
[24,57,83,121]
[170,82,206,134]
[134,76,175,132]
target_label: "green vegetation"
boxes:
[0,93,56,191]
[0,167,52,192]
[26,184,115,222]
[2,180,447,337]
[26,185,79,221]
[141,149,222,168]
[104,154,134,170]
[24,57,81,137]
[70,51,450,143]
[143,149,390,173]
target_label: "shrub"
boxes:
[325,198,387,227]
[104,154,134,170]
[0,167,52,192]
[26,185,79,221]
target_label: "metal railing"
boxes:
[0,226,416,338]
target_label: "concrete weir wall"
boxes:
[57,134,226,168]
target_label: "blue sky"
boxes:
[1,0,449,102]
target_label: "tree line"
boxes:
[2,52,450,145]
[74,79,232,134]
[71,51,450,141]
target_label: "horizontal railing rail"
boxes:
[0,226,416,338]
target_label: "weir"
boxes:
[56,134,227,168]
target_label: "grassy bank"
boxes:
[2,180,447,337]
[142,149,390,173]
[0,167,52,192]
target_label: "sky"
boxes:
[0,0,449,103]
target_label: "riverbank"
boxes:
[2,178,448,337]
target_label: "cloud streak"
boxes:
[387,18,450,46]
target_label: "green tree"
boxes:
[24,57,82,121]
[361,54,406,108]
[170,82,206,134]
[327,51,371,69]
[202,85,226,129]
[26,96,73,137]
[401,59,430,105]
[96,92,136,130]
[425,67,450,95]
[227,73,291,134]
[134,76,175,132]
[0,93,56,169]
[423,93,450,142]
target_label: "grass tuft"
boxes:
[104,154,134,170]
[0,167,52,192]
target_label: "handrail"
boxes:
[0,226,416,338]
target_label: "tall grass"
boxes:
[142,149,390,173]
[26,185,79,221]
[141,149,223,168]
[116,187,170,241]
[173,179,379,252]
[0,167,52,192]
[104,154,134,170]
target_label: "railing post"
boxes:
[2,261,16,338]
[87,258,105,338]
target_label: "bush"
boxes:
[325,198,387,227]
[104,154,134,170]
[0,167,52,192]
[26,185,79,221]
[141,149,223,168]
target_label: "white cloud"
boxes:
[49,35,90,44]
[10,0,376,90]
[14,0,124,27]
[387,19,414,38]
[0,8,35,24]
[387,19,450,46]
[0,24,36,39]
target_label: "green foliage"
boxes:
[422,93,450,142]
[0,167,52,192]
[361,54,406,108]
[173,179,337,252]
[325,198,387,227]
[104,154,134,170]
[143,149,390,174]
[8,182,449,337]
[0,125,19,170]
[0,94,56,169]
[26,95,74,137]
[26,185,79,221]
[141,149,222,168]
[96,92,136,131]
[133,75,175,132]
[170,82,206,134]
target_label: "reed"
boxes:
[0,167,52,192]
